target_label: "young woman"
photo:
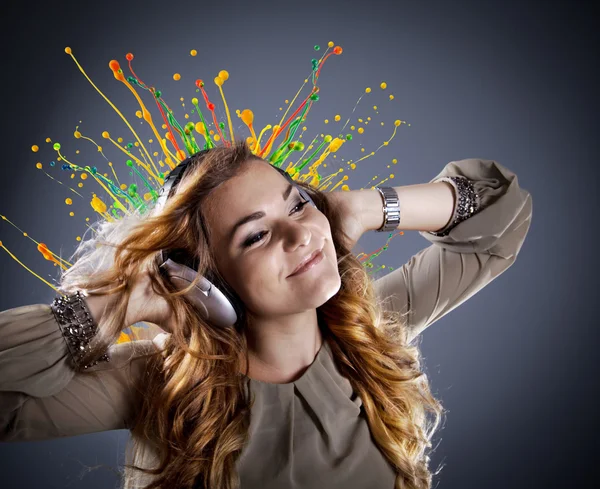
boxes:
[0,142,532,489]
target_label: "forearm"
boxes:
[358,182,456,232]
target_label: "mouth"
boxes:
[288,247,324,277]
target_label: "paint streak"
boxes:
[3,42,411,328]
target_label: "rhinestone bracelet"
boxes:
[50,290,110,370]
[429,176,481,237]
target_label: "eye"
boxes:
[291,199,310,214]
[242,199,310,248]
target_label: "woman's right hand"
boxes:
[84,269,174,333]
[125,269,174,331]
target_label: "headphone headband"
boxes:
[155,149,211,211]
[155,149,310,212]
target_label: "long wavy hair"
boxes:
[57,141,444,489]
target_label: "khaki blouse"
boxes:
[0,158,533,488]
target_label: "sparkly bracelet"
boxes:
[429,176,481,237]
[50,290,110,370]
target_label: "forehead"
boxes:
[204,159,290,241]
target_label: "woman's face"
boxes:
[203,158,341,319]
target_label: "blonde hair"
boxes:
[58,141,444,489]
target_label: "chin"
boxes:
[310,271,342,307]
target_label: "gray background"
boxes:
[1,0,596,487]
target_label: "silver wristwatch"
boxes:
[375,186,401,232]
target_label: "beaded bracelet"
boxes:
[50,290,110,370]
[428,175,481,237]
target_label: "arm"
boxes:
[327,178,456,250]
[0,303,157,442]
[357,158,532,343]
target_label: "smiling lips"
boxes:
[288,248,324,277]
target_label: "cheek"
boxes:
[226,254,281,307]
[316,211,333,236]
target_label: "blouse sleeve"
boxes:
[0,303,157,442]
[373,158,533,343]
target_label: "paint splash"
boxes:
[2,41,409,340]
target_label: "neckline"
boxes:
[243,340,329,386]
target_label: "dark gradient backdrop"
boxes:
[1,0,596,488]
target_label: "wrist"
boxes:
[84,288,140,327]
[354,188,388,232]
[83,292,111,326]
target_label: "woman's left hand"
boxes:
[324,190,367,249]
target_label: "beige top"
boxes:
[0,158,533,488]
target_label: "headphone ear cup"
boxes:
[162,249,200,272]
[223,292,245,328]
[203,269,246,326]
[158,252,240,328]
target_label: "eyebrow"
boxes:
[229,183,295,240]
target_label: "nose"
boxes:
[280,219,311,252]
